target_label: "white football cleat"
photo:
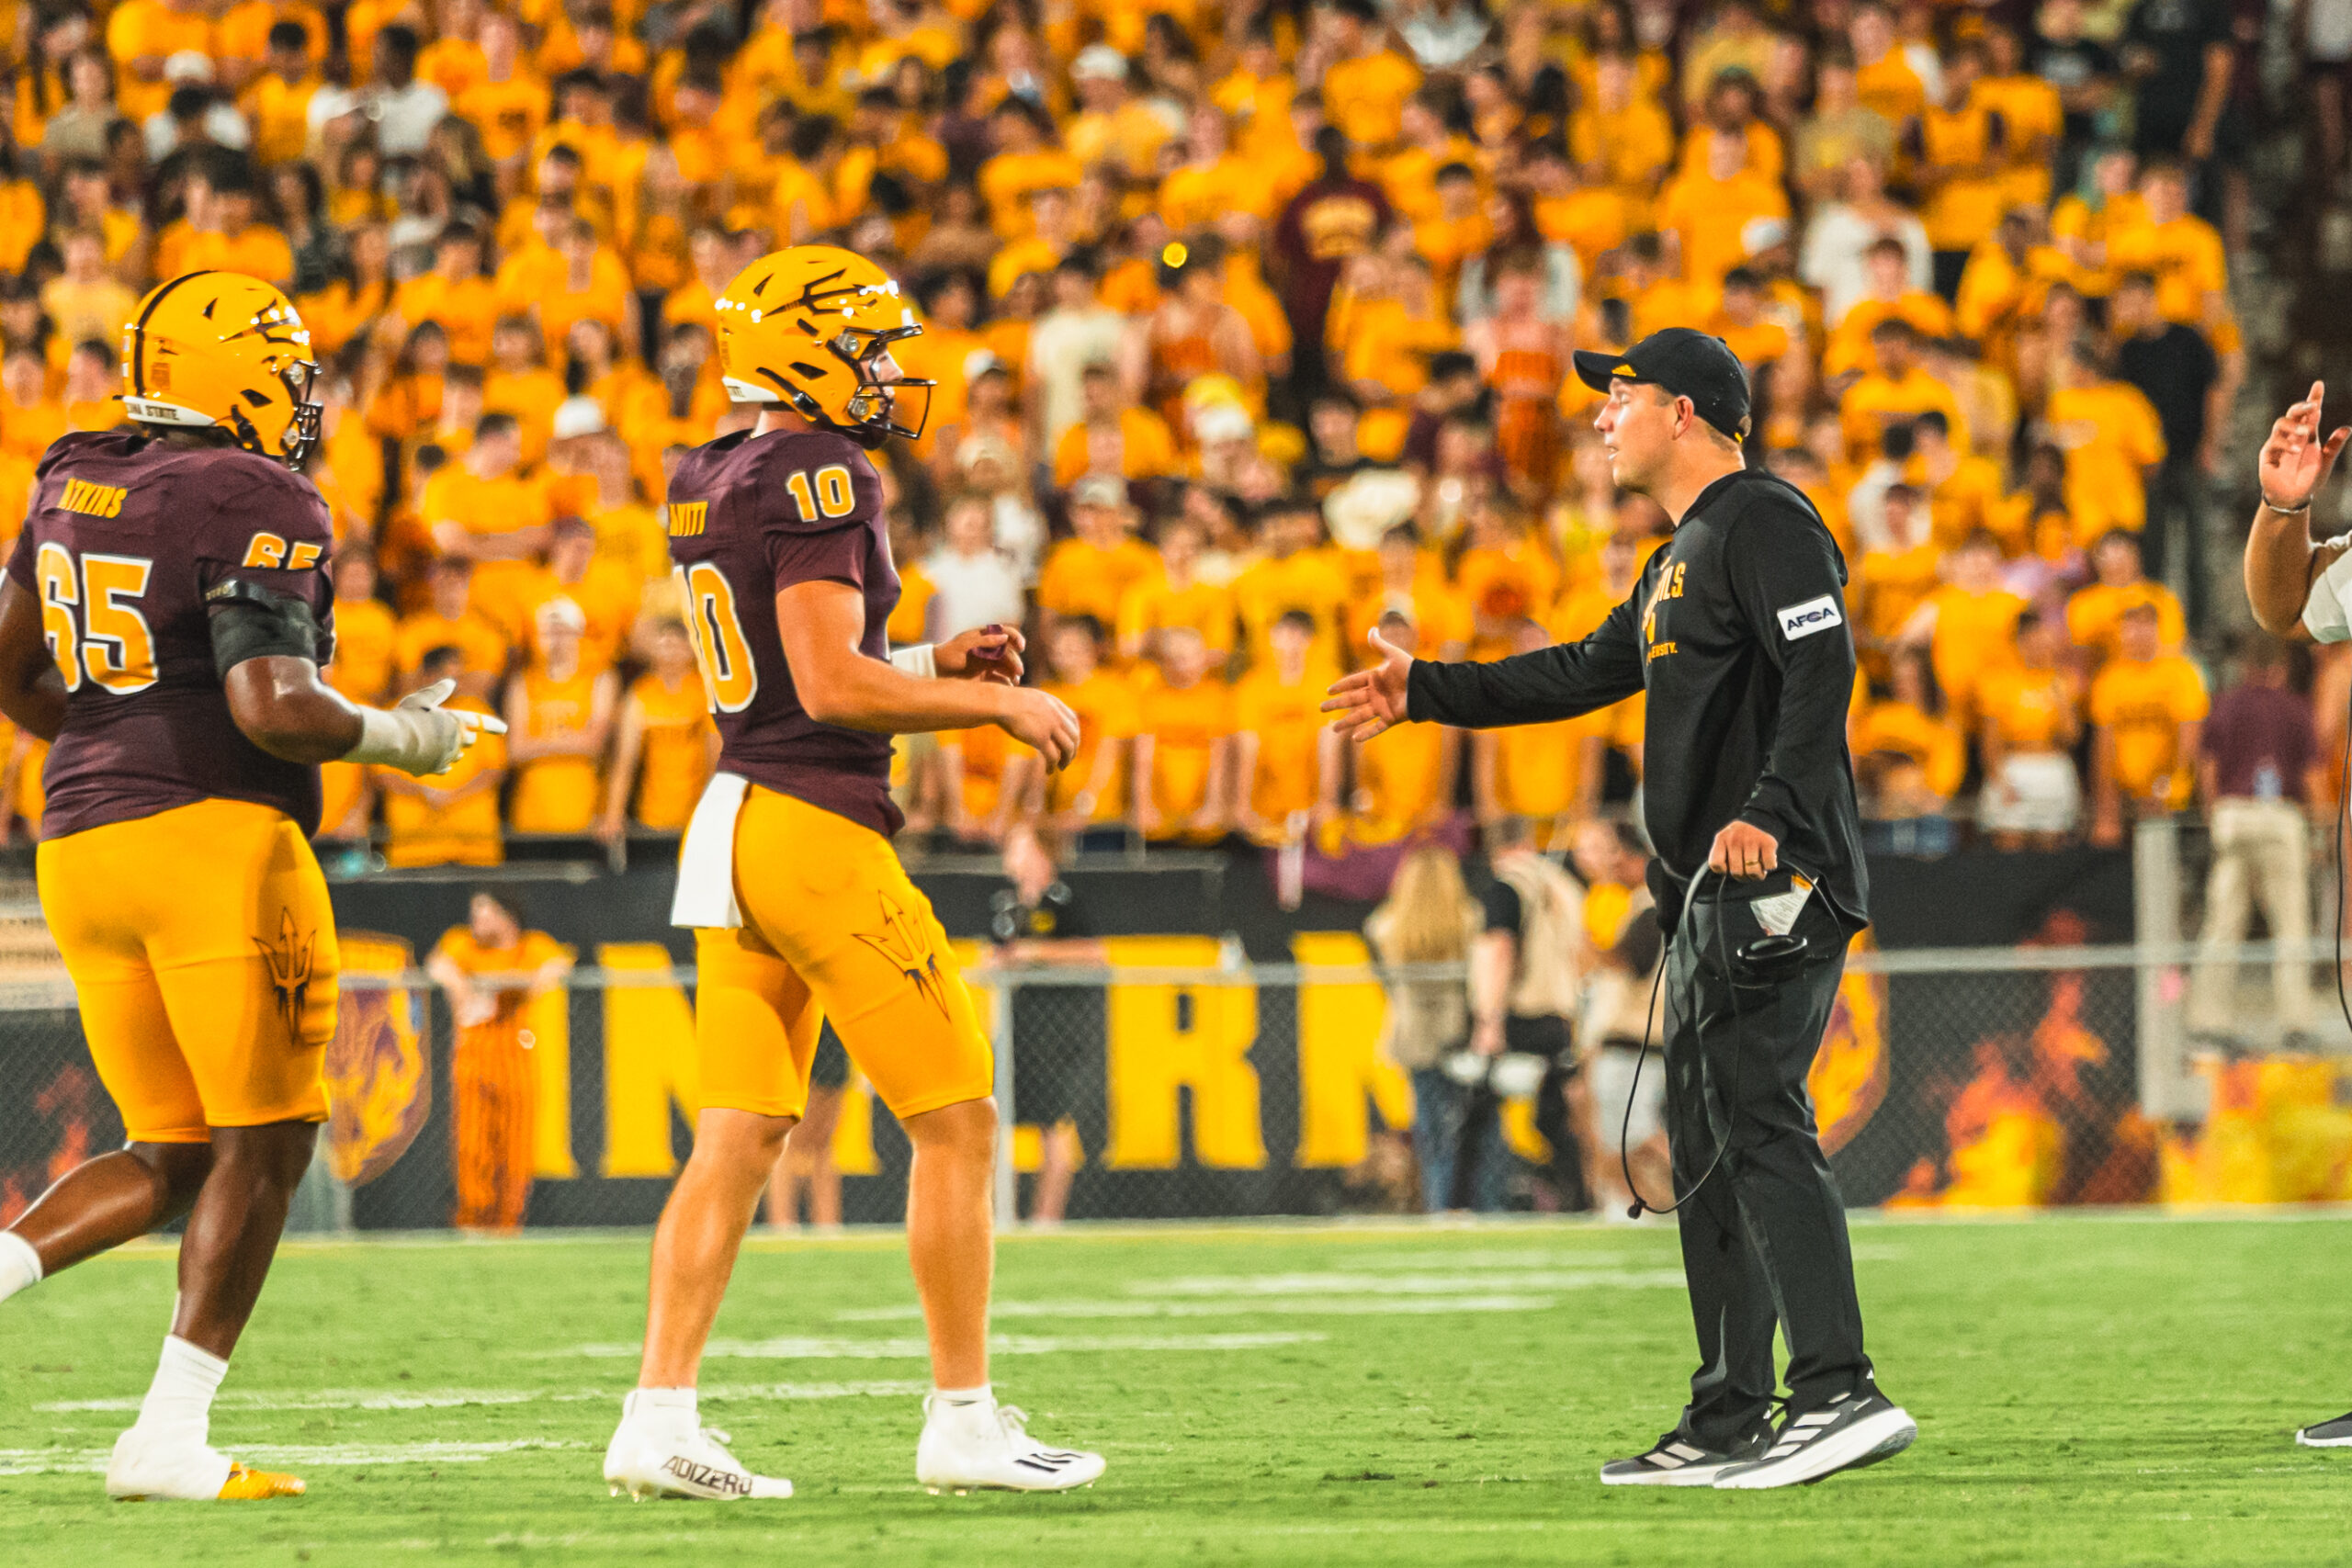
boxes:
[604,1393,792,1501]
[107,1427,301,1500]
[915,1393,1105,1494]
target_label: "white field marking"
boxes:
[34,1381,931,1415]
[701,1380,932,1401]
[1124,1269,1688,1297]
[35,1388,584,1414]
[833,1295,1564,1322]
[0,1439,586,1475]
[1318,1244,1901,1268]
[565,1331,1327,1359]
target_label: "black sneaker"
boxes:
[2298,1412,2352,1448]
[1712,1390,1917,1490]
[1599,1425,1771,1487]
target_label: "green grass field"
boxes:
[1,1213,2349,1565]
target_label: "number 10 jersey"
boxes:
[664,425,904,837]
[4,428,336,841]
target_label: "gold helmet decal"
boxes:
[120,271,323,468]
[713,245,933,449]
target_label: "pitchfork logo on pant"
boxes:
[856,893,950,1017]
[254,907,316,1043]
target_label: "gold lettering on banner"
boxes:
[1104,936,1266,1170]
[599,942,700,1177]
[525,982,577,1179]
[1292,932,1416,1168]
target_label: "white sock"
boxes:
[133,1336,227,1446]
[933,1384,991,1409]
[632,1385,697,1435]
[0,1232,40,1303]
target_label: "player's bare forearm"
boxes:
[2246,502,2324,637]
[780,582,1021,734]
[780,581,1079,766]
[803,649,1024,734]
[2249,382,2352,635]
[224,656,367,764]
[0,581,66,742]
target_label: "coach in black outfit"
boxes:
[1324,329,1916,1491]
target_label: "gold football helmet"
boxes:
[714,246,932,447]
[119,271,322,468]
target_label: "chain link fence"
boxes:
[0,940,2342,1228]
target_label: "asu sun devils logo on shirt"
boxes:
[855,893,950,1017]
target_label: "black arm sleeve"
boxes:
[1405,591,1646,728]
[1479,878,1523,936]
[1723,503,1858,843]
[205,580,326,680]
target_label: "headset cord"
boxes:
[1623,866,1747,1220]
[2335,713,2351,1037]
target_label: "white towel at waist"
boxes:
[670,772,751,929]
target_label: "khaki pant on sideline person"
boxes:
[2189,796,2314,1035]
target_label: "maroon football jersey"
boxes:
[664,426,902,835]
[4,430,336,840]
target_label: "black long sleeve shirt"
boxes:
[1408,468,1868,933]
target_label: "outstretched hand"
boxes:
[1320,628,1413,742]
[936,623,1024,684]
[2259,380,2352,511]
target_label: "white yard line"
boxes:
[0,1439,587,1475]
[833,1295,1567,1321]
[1125,1269,1689,1296]
[564,1331,1328,1359]
[36,1382,934,1415]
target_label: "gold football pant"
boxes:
[39,798,337,1141]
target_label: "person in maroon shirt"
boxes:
[2188,634,2325,1043]
[1271,124,1395,391]
[0,271,500,1502]
[605,245,1100,1504]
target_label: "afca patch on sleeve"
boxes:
[1776,594,1844,641]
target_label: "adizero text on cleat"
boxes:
[604,1402,792,1501]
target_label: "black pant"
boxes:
[1662,888,1873,1448]
[2138,456,2209,637]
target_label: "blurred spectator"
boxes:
[2069,529,2186,667]
[1469,814,1587,1211]
[2189,637,2324,1044]
[1854,646,1965,838]
[1364,842,1484,1213]
[597,618,717,841]
[1569,818,1665,1216]
[1133,624,1234,846]
[1978,610,2086,851]
[765,1022,849,1234]
[427,889,573,1232]
[2089,603,2209,846]
[503,596,616,836]
[1233,609,1338,845]
[992,822,1106,1225]
[2109,269,2222,633]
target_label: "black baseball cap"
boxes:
[1572,328,1751,444]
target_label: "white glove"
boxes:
[341,678,508,777]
